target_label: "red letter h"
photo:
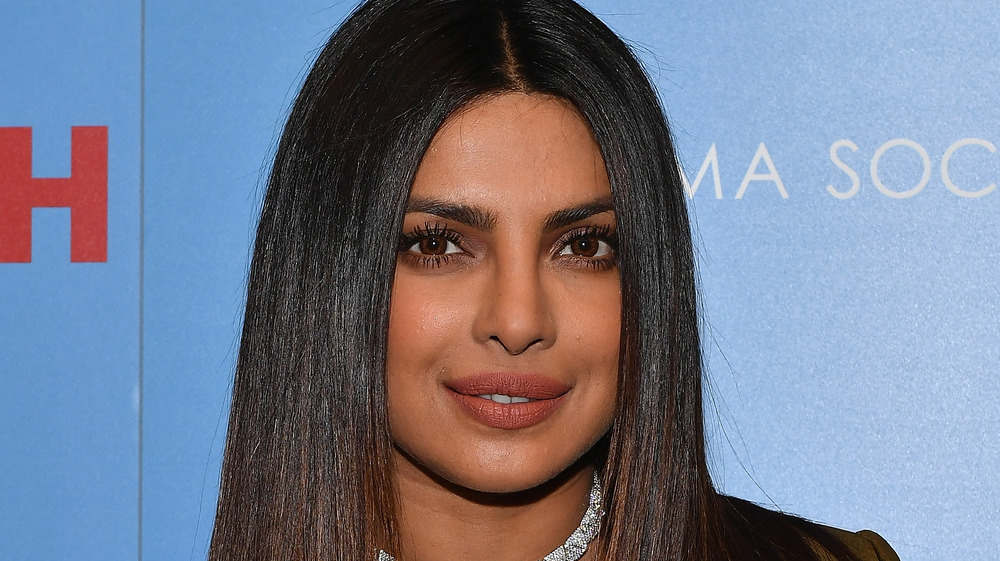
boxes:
[0,126,108,262]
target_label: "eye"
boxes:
[554,225,618,271]
[406,235,462,256]
[397,222,466,270]
[559,234,613,258]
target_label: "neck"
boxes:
[391,455,597,561]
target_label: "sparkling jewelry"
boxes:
[377,472,604,561]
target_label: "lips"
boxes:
[445,373,570,430]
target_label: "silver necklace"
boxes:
[377,472,604,561]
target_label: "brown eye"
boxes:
[560,234,613,258]
[418,236,448,255]
[570,236,599,257]
[405,235,461,256]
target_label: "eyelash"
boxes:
[397,222,464,269]
[396,223,618,270]
[556,224,619,271]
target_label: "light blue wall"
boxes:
[1,2,996,560]
[0,1,141,559]
[617,5,999,561]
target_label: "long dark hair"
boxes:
[210,1,864,560]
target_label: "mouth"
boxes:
[445,373,570,430]
[475,393,535,404]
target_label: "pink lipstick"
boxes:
[445,373,570,430]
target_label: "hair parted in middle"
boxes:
[210,1,867,560]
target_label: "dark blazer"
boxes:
[811,527,900,561]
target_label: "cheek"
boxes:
[556,274,621,429]
[559,275,621,362]
[386,271,475,391]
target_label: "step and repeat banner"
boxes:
[2,1,996,560]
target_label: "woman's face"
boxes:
[387,93,620,494]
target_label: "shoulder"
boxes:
[719,495,899,561]
[806,525,900,561]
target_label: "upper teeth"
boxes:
[478,394,531,404]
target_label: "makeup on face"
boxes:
[445,372,571,430]
[386,92,620,495]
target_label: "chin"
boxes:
[393,434,601,498]
[451,467,564,495]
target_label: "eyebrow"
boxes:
[404,196,615,233]
[404,198,498,231]
[542,197,615,232]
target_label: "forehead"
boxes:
[410,92,611,212]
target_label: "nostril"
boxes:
[489,335,509,353]
[490,335,543,356]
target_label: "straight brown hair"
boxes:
[210,1,867,560]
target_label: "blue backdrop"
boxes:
[2,2,997,560]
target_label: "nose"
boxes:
[473,259,556,356]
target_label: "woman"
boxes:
[209,1,899,560]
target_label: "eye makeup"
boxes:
[396,219,618,272]
[553,224,618,271]
[397,221,466,269]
